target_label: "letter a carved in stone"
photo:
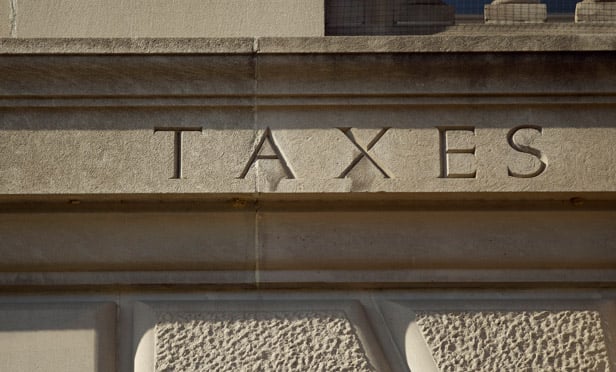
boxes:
[238,127,295,179]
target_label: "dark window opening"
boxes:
[326,0,598,35]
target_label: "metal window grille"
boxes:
[325,0,614,35]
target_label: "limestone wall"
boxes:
[1,292,614,371]
[0,0,324,38]
[0,38,615,371]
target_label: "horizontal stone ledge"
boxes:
[0,270,614,288]
[256,269,616,288]
[5,94,616,109]
[2,34,616,55]
[2,195,616,209]
[0,38,256,54]
[256,34,616,53]
[0,209,614,286]
[1,53,614,98]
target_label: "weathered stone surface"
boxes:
[257,53,616,95]
[0,33,615,372]
[0,55,254,96]
[3,119,616,194]
[1,33,616,59]
[156,311,374,371]
[377,294,616,372]
[257,210,616,272]
[0,38,256,54]
[251,110,616,193]
[256,35,616,53]
[0,290,610,372]
[0,49,615,288]
[126,291,616,372]
[0,211,255,271]
[0,302,116,372]
[417,311,609,371]
[0,52,614,196]
[0,1,10,38]
[0,109,255,194]
[14,0,323,37]
[0,205,614,286]
[134,301,390,372]
[3,36,616,54]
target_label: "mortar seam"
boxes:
[9,0,16,37]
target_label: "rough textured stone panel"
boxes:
[155,310,375,371]
[416,311,610,372]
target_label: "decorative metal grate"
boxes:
[325,0,610,35]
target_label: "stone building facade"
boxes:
[0,1,615,371]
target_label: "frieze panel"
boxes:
[1,120,615,194]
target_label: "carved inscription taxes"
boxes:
[238,128,295,179]
[438,127,477,179]
[154,127,202,179]
[153,126,548,180]
[507,126,548,178]
[338,128,391,179]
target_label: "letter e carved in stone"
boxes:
[438,126,477,179]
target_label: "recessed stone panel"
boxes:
[378,296,616,372]
[0,302,115,372]
[156,310,373,371]
[417,310,609,371]
[134,300,390,372]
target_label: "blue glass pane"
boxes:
[444,0,490,14]
[443,0,578,14]
[545,0,578,12]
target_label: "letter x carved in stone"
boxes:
[337,127,392,179]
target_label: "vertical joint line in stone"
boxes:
[252,51,259,194]
[238,127,296,180]
[9,0,16,37]
[254,198,260,288]
[252,51,259,287]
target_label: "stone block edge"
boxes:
[1,35,616,54]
